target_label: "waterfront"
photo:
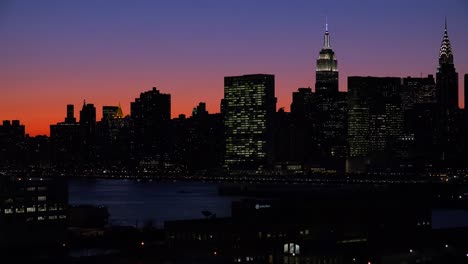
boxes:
[69,179,244,227]
[69,179,468,229]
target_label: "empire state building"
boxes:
[315,21,338,95]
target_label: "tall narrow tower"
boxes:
[315,18,338,95]
[437,19,458,112]
[436,18,459,161]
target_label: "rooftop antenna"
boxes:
[326,16,328,32]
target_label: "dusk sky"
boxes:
[1,0,467,136]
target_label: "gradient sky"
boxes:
[1,0,467,136]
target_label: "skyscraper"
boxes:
[347,77,403,173]
[224,74,276,173]
[130,87,171,159]
[435,20,460,161]
[436,20,458,112]
[79,101,96,140]
[79,101,97,161]
[50,106,81,166]
[65,104,76,123]
[315,20,338,95]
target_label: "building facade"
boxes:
[224,74,276,173]
[347,77,403,173]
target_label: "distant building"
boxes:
[402,76,438,165]
[79,101,97,161]
[291,87,315,119]
[437,20,458,112]
[0,120,25,166]
[102,105,123,121]
[315,21,338,96]
[402,75,437,110]
[65,104,76,123]
[347,77,403,173]
[50,105,81,166]
[131,87,171,162]
[435,20,461,162]
[96,104,130,165]
[224,74,276,173]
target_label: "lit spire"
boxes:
[324,17,330,48]
[116,102,124,118]
[439,18,453,65]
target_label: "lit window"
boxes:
[26,207,36,213]
[38,196,47,201]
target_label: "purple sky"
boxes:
[1,0,467,135]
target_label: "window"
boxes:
[4,208,13,214]
[26,207,36,213]
[37,196,47,201]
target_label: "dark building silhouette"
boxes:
[224,74,276,173]
[435,20,461,162]
[170,103,224,173]
[192,102,208,118]
[50,106,81,166]
[0,120,25,166]
[131,87,171,166]
[79,101,97,162]
[315,21,338,96]
[288,88,321,165]
[401,76,438,165]
[65,104,76,123]
[96,104,131,166]
[347,77,403,173]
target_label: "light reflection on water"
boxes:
[69,179,468,229]
[69,179,243,227]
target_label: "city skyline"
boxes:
[1,0,468,136]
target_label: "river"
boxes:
[69,178,468,229]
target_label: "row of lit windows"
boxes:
[2,204,64,214]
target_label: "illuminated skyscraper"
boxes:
[347,77,403,173]
[435,19,460,161]
[224,74,276,172]
[315,19,338,95]
[436,19,458,112]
